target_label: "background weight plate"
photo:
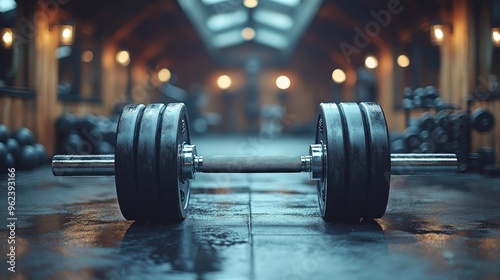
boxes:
[316,103,347,221]
[158,103,192,221]
[338,103,369,220]
[359,103,390,219]
[136,104,167,221]
[115,104,146,220]
[471,108,495,133]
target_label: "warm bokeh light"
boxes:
[276,75,291,90]
[2,28,13,48]
[244,0,258,8]
[434,28,443,40]
[60,25,74,45]
[241,27,256,41]
[397,54,410,68]
[332,69,346,84]
[81,50,94,63]
[493,31,500,42]
[492,28,500,47]
[217,75,232,90]
[116,50,130,67]
[158,68,172,83]
[365,56,378,69]
[431,25,446,45]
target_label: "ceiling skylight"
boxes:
[253,9,294,30]
[0,0,16,13]
[255,28,288,49]
[269,0,300,7]
[212,29,244,48]
[207,9,248,31]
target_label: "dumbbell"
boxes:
[56,113,78,137]
[404,127,422,151]
[11,127,34,146]
[412,88,425,107]
[425,86,439,100]
[470,108,495,133]
[418,140,436,153]
[0,124,8,143]
[52,103,457,223]
[435,111,451,129]
[18,145,37,170]
[420,112,436,131]
[403,87,413,99]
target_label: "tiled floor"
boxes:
[1,135,499,279]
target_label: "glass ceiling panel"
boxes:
[212,29,244,48]
[255,28,288,49]
[269,0,300,8]
[0,0,16,13]
[207,9,248,31]
[201,0,229,5]
[253,9,294,30]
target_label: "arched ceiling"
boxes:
[59,0,449,69]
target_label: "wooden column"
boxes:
[439,0,475,107]
[101,43,128,114]
[34,13,59,155]
[378,48,401,130]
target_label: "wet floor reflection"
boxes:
[119,223,220,277]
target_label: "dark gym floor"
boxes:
[1,135,499,279]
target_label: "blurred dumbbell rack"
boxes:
[392,87,499,175]
[467,90,500,175]
[402,86,456,128]
[396,87,469,171]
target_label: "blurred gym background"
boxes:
[0,0,500,173]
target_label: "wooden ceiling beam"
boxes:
[316,3,389,50]
[110,0,173,44]
[136,35,174,65]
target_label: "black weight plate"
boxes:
[136,104,166,221]
[419,140,436,153]
[359,103,390,219]
[339,103,369,220]
[391,139,407,153]
[420,112,436,131]
[471,108,495,132]
[115,104,146,220]
[404,127,421,150]
[158,103,191,221]
[316,103,347,221]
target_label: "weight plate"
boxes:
[432,127,448,144]
[115,104,146,220]
[359,103,390,219]
[419,140,436,153]
[478,147,495,165]
[391,139,407,153]
[435,110,451,128]
[471,108,495,133]
[158,103,192,221]
[404,127,421,150]
[420,112,436,131]
[315,103,347,221]
[136,104,166,221]
[339,103,369,220]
